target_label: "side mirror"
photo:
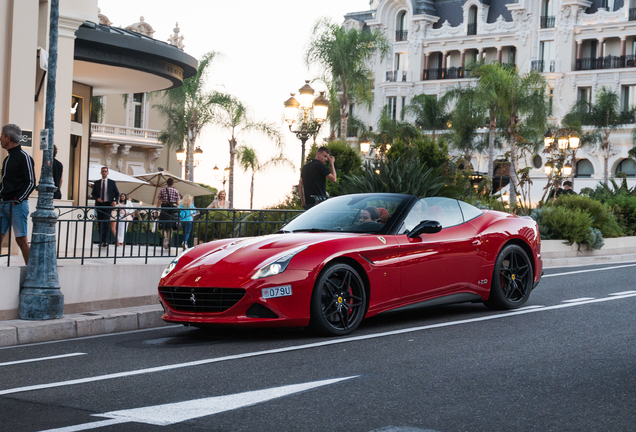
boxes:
[407,220,442,238]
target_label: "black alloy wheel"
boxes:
[310,263,367,336]
[484,244,533,310]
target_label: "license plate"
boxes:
[262,285,292,299]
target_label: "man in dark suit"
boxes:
[91,166,119,247]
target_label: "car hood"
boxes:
[176,233,352,277]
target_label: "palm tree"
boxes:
[237,146,294,209]
[213,94,282,208]
[401,94,451,142]
[305,17,390,140]
[471,64,547,208]
[567,87,622,185]
[468,63,512,182]
[155,52,219,181]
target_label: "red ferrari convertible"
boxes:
[158,193,542,336]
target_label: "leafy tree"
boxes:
[401,93,451,142]
[386,136,449,171]
[237,145,294,209]
[193,183,217,208]
[305,140,364,197]
[305,17,390,140]
[155,52,219,181]
[212,94,282,208]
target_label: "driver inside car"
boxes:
[358,206,380,224]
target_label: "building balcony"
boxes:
[540,16,555,29]
[422,67,465,80]
[531,60,556,73]
[467,23,477,36]
[395,30,408,41]
[91,123,162,147]
[575,55,636,71]
[386,70,411,82]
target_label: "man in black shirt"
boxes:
[0,124,36,264]
[299,146,337,210]
[52,145,63,200]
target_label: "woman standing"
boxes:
[179,194,196,248]
[207,190,228,209]
[116,193,134,246]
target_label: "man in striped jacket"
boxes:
[1,124,36,264]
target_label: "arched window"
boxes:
[468,6,477,35]
[615,158,636,177]
[575,159,594,178]
[396,11,408,41]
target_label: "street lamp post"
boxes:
[177,146,203,179]
[19,0,63,320]
[284,81,329,169]
[543,127,580,200]
[213,164,230,189]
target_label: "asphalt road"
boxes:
[1,262,635,432]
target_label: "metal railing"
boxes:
[575,55,636,71]
[531,60,556,73]
[467,23,477,35]
[2,205,302,266]
[395,30,408,41]
[630,8,636,21]
[422,67,466,80]
[540,16,555,28]
[385,70,409,82]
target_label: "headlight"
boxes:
[252,246,308,279]
[161,249,190,279]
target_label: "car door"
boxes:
[396,198,483,303]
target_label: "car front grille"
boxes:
[159,287,245,313]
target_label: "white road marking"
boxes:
[514,305,545,310]
[543,263,636,278]
[562,298,595,303]
[0,353,86,367]
[609,291,636,296]
[39,419,128,432]
[1,292,635,397]
[38,377,357,431]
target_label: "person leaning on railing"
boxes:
[0,123,36,264]
[156,177,181,249]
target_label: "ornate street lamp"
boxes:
[543,127,581,200]
[176,147,186,164]
[194,146,204,167]
[213,164,230,188]
[283,81,329,169]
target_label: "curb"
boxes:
[0,305,167,348]
[543,254,636,268]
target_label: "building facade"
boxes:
[0,0,196,252]
[344,0,636,203]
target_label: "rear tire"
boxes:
[484,244,533,310]
[309,263,366,336]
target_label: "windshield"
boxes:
[281,193,412,234]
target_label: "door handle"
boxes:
[472,236,482,246]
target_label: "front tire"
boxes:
[484,244,533,310]
[310,263,367,336]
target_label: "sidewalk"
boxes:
[1,241,635,348]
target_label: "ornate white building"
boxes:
[344,0,636,202]
[90,12,189,178]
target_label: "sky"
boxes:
[97,0,373,208]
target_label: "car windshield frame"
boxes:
[280,193,415,235]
